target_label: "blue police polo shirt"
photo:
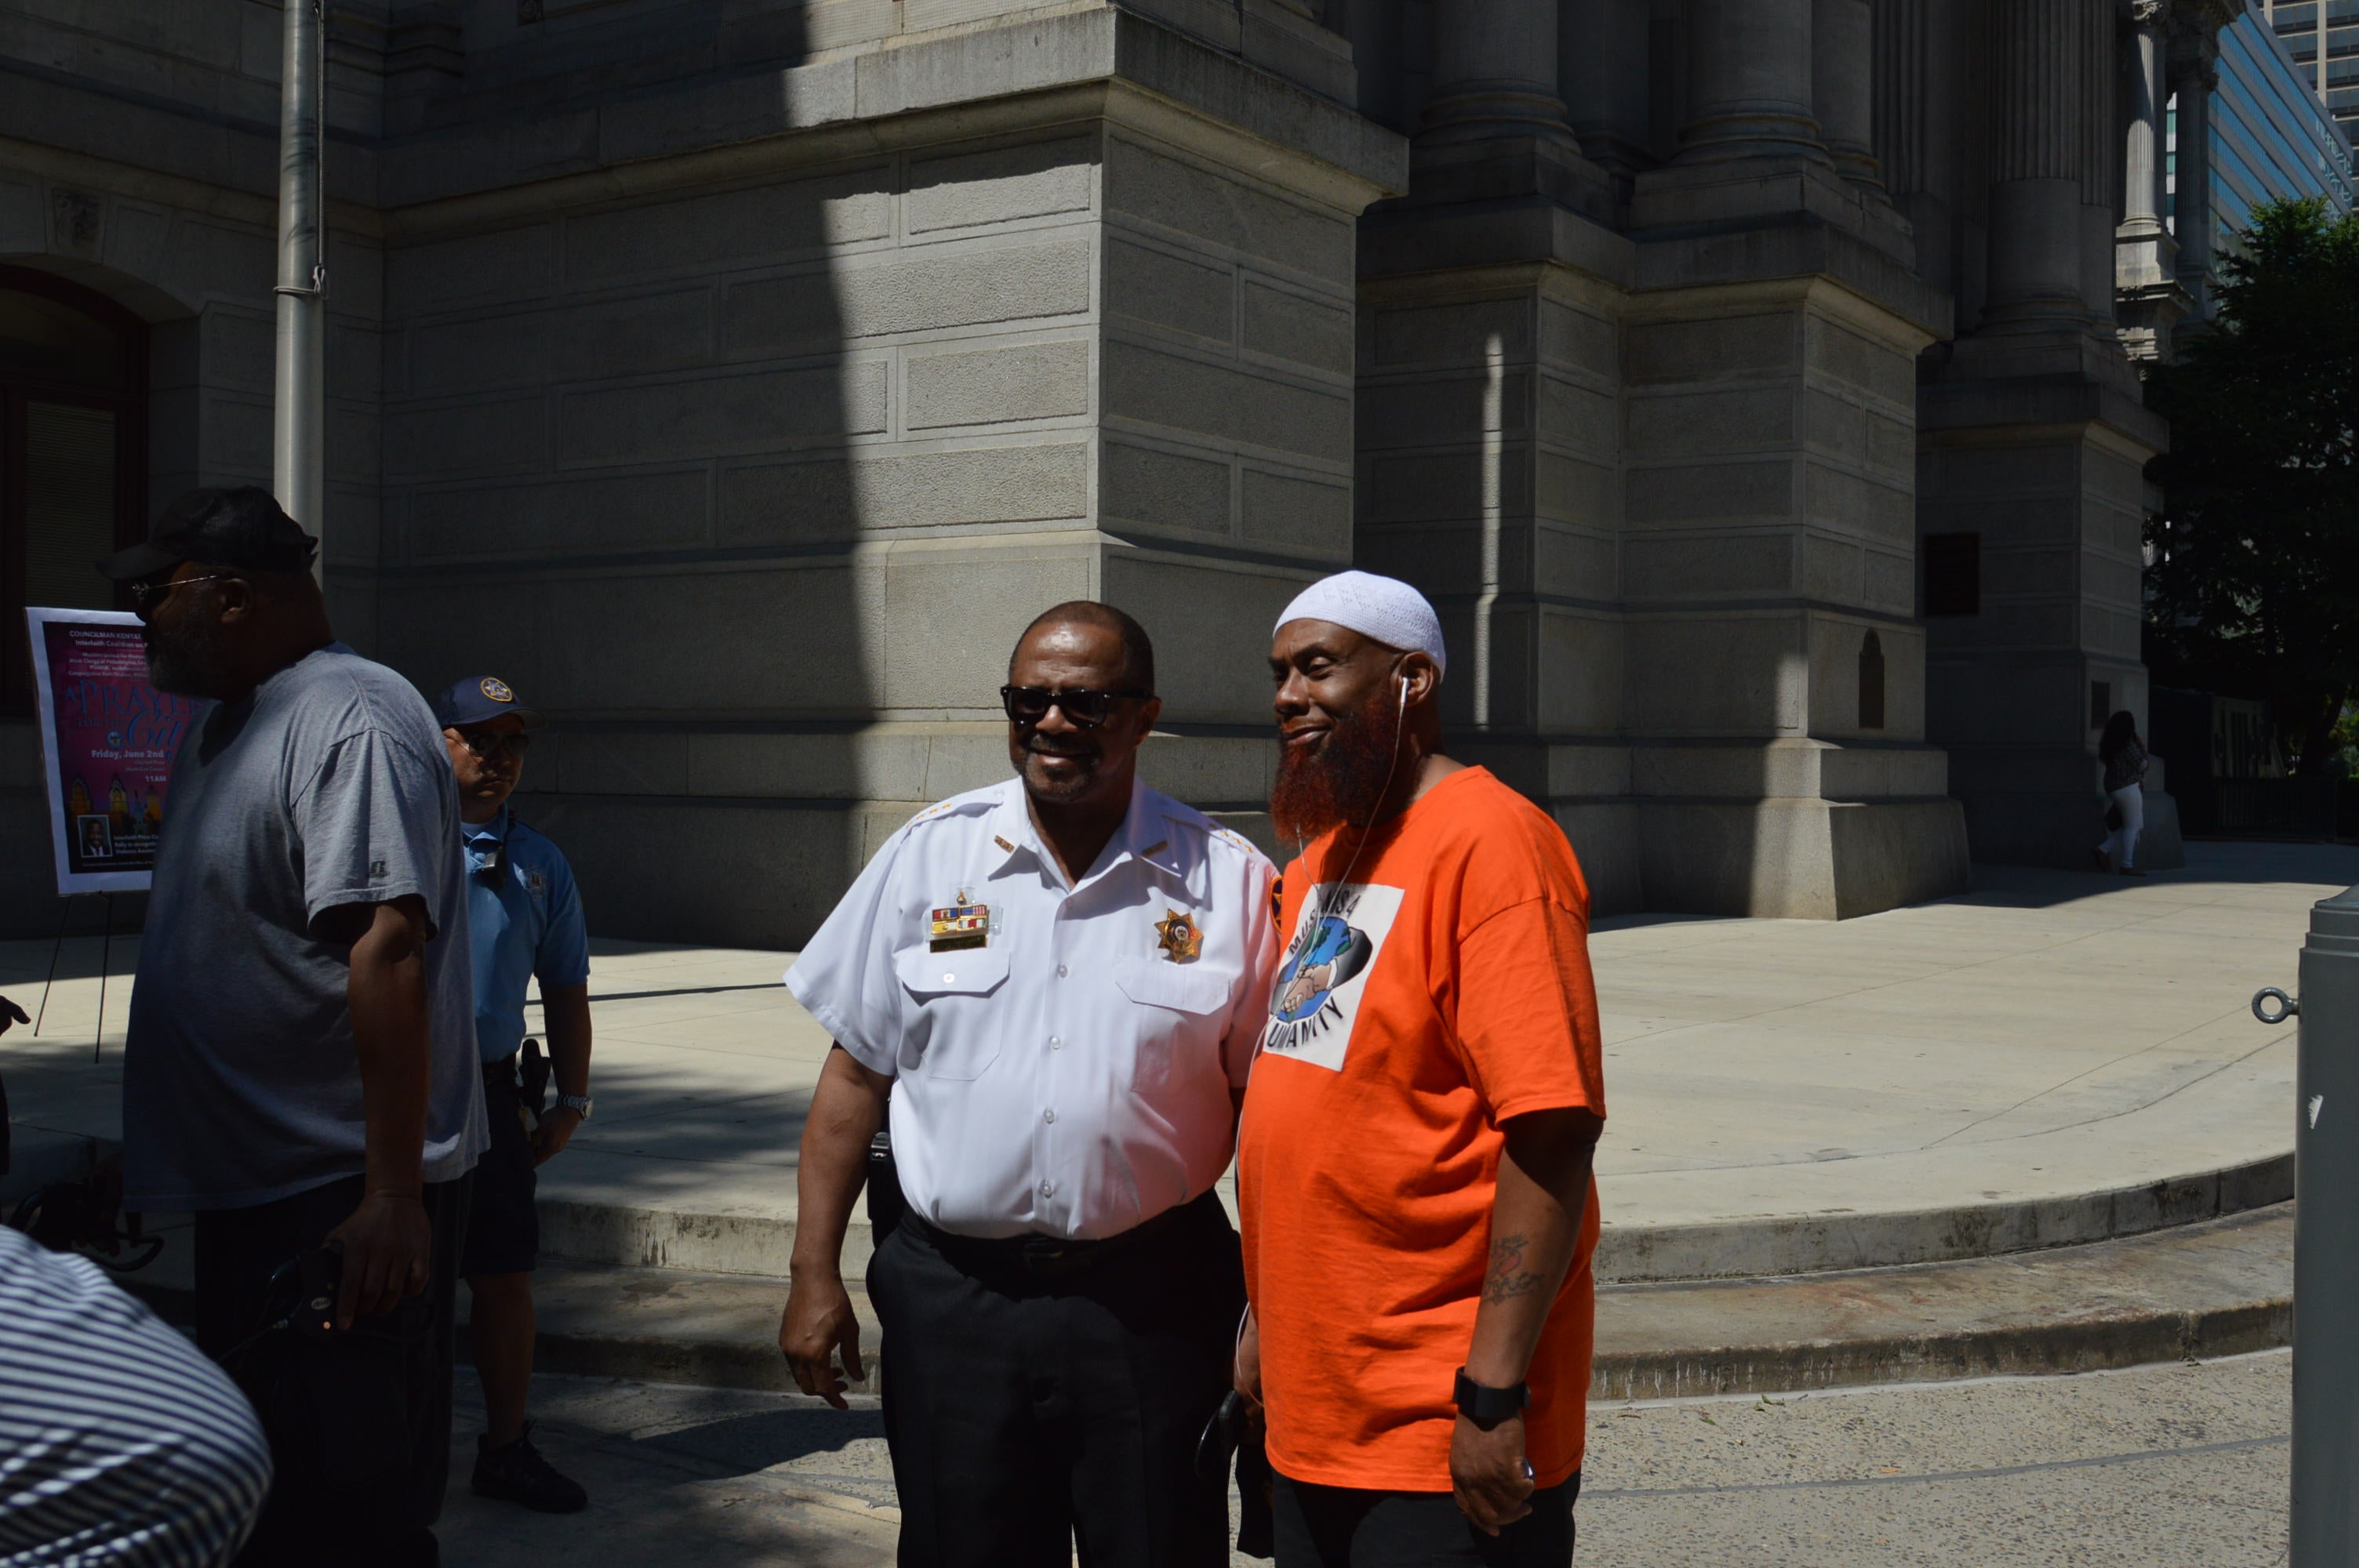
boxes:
[462,808,591,1065]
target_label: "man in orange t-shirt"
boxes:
[1236,571,1607,1566]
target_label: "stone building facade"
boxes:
[0,0,2248,942]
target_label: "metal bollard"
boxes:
[2262,882,2359,1566]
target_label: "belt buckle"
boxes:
[1019,1236,1072,1274]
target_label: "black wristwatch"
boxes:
[1453,1367,1529,1424]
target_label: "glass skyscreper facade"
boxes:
[2260,0,2359,143]
[2177,9,2354,264]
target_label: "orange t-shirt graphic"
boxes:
[1238,766,1607,1493]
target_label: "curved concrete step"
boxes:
[531,1146,2293,1287]
[453,1203,2294,1401]
[1592,1149,2292,1283]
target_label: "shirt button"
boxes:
[1057,965,1068,978]
[1049,1035,1062,1049]
[1041,1180,1056,1196]
[1044,1109,1056,1123]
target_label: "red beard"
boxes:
[1270,688,1403,844]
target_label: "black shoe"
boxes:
[2091,848,2110,873]
[472,1423,588,1514]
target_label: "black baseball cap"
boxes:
[98,486,319,582]
[431,676,544,732]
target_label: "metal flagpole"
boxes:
[274,0,327,579]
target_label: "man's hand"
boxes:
[1234,1308,1263,1405]
[1450,1412,1536,1535]
[529,1106,583,1166]
[780,1269,866,1410]
[324,1189,431,1329]
[0,995,28,1036]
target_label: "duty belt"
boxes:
[908,1189,1216,1278]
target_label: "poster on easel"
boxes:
[26,607,198,896]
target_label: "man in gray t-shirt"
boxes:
[104,487,486,1568]
[124,648,482,1208]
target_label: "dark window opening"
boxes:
[1858,630,1886,731]
[1,265,147,715]
[1922,532,1980,617]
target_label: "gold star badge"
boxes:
[1154,909,1202,963]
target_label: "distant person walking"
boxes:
[2095,710,2150,878]
[100,487,487,1568]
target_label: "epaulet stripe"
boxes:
[905,795,994,832]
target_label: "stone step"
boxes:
[533,1147,2293,1286]
[517,1204,2292,1400]
[113,1202,2283,1403]
[1593,1202,2288,1401]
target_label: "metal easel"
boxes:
[32,891,117,1062]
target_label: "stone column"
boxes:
[1560,0,1654,173]
[1674,0,1826,163]
[1981,0,2097,328]
[1871,0,1926,195]
[2120,1,2171,242]
[1814,0,1881,185]
[2077,0,2121,320]
[1419,0,1573,146]
[2172,45,2217,289]
[2112,0,2182,359]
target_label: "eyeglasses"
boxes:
[999,685,1154,728]
[129,573,238,615]
[450,728,535,761]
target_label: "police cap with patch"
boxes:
[430,675,544,732]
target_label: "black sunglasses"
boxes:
[450,728,535,761]
[999,685,1154,728]
[129,572,240,615]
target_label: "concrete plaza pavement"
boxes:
[439,1352,2293,1567]
[5,841,2339,1282]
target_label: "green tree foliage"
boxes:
[2146,198,2359,774]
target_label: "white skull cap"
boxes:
[1274,570,1447,677]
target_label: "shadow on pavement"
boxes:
[626,1406,887,1479]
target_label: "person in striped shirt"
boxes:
[0,993,271,1566]
[0,1225,271,1566]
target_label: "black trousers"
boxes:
[868,1191,1245,1568]
[1273,1473,1580,1567]
[193,1174,471,1568]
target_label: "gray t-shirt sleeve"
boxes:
[293,728,452,940]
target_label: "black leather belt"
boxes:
[907,1189,1216,1279]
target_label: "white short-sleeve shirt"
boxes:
[786,774,1280,1240]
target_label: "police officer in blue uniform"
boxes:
[431,677,594,1515]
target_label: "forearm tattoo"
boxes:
[1482,1232,1545,1305]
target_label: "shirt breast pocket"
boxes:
[1110,959,1230,1096]
[893,948,1011,1082]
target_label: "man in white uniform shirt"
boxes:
[781,601,1279,1568]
